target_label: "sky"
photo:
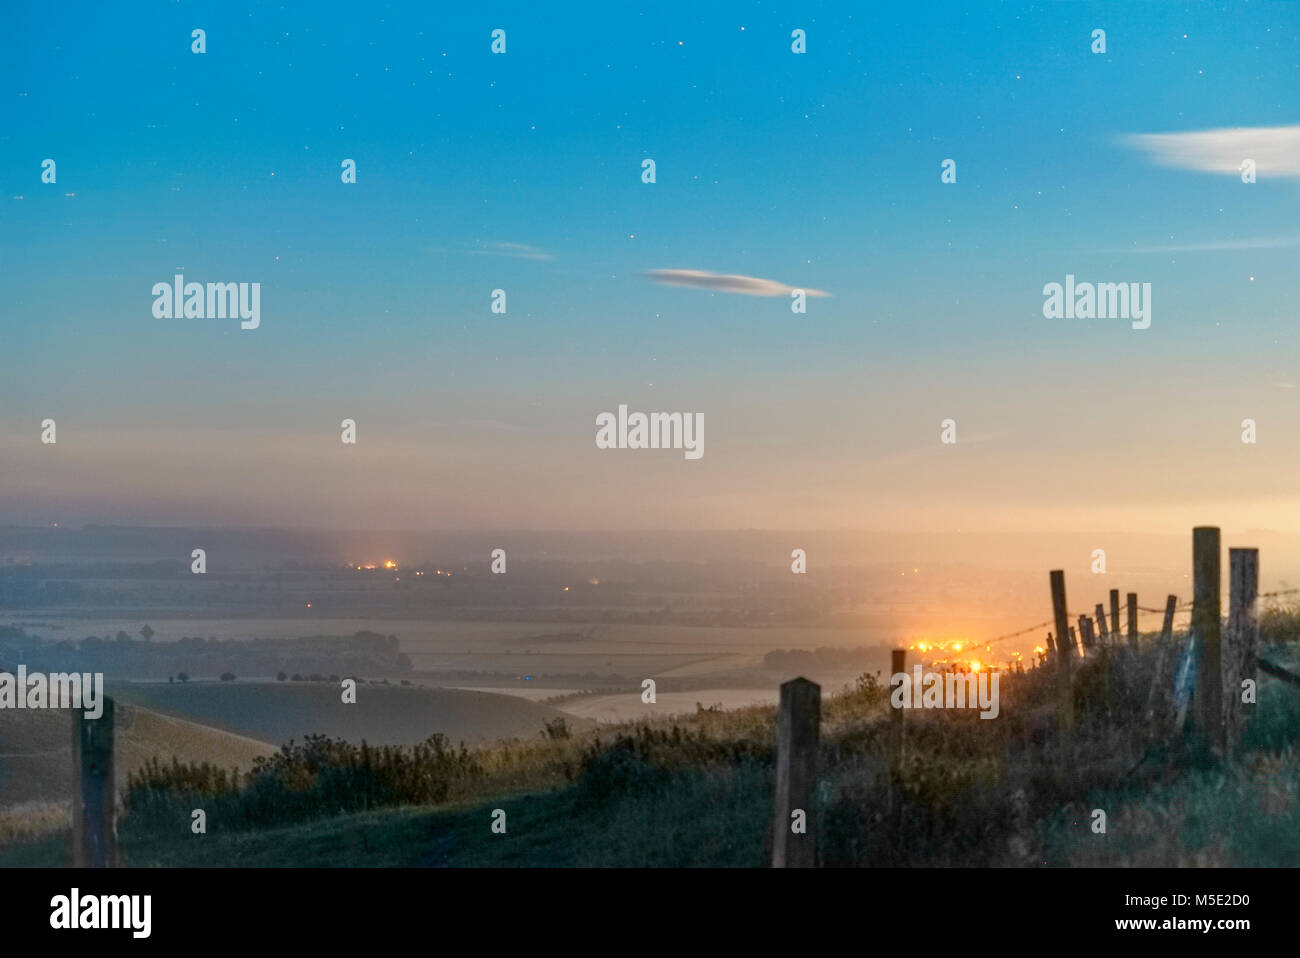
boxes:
[2,1,1298,534]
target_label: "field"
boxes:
[0,702,276,849]
[6,613,885,727]
[553,689,780,722]
[4,617,1299,868]
[9,616,891,672]
[106,681,592,749]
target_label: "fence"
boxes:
[60,524,1299,867]
[768,524,1300,867]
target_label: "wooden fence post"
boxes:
[1049,571,1074,730]
[890,649,906,728]
[1192,527,1223,750]
[72,696,117,868]
[1077,616,1092,650]
[1225,549,1259,752]
[1050,572,1071,661]
[771,677,820,868]
[1126,593,1138,647]
[1160,595,1177,642]
[1095,604,1109,644]
[1110,590,1121,646]
[1145,596,1179,727]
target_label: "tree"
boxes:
[276,671,287,682]
[220,672,236,682]
[140,624,155,641]
[177,672,189,683]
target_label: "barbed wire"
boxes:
[940,587,1300,663]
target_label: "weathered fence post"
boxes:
[1109,590,1121,646]
[1146,596,1179,727]
[1160,595,1177,642]
[1192,527,1223,750]
[1050,572,1071,662]
[72,696,117,868]
[1225,549,1259,753]
[1086,616,1101,651]
[1126,593,1138,647]
[890,649,906,729]
[1049,571,1074,730]
[1095,604,1109,644]
[771,677,820,868]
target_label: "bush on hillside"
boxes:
[122,733,482,833]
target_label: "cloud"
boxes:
[1100,235,1300,254]
[644,269,830,298]
[1121,124,1300,178]
[468,241,554,261]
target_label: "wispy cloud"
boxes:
[467,241,554,261]
[1121,124,1300,178]
[644,269,830,298]
[1100,235,1300,254]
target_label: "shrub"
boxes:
[122,733,483,833]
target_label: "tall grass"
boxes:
[113,614,1300,866]
[122,733,481,835]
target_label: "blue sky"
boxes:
[2,2,1298,532]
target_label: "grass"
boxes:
[5,605,1300,867]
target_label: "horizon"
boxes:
[4,3,1299,535]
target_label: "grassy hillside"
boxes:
[0,704,275,809]
[107,680,594,747]
[0,703,276,851]
[5,611,1299,868]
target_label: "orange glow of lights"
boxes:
[970,660,981,672]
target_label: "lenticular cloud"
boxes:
[644,269,830,298]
